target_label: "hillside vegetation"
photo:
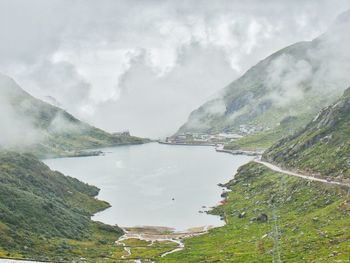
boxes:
[263,87,350,180]
[0,151,124,262]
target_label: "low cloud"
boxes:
[263,14,350,109]
[0,1,349,137]
[0,73,87,148]
[14,60,93,118]
[0,90,42,147]
[264,54,313,106]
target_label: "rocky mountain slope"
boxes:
[0,73,145,157]
[263,87,350,180]
[177,10,350,136]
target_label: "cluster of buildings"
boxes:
[164,132,243,145]
[239,125,264,135]
[113,130,131,136]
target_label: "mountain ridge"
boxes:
[177,11,350,137]
[0,73,146,157]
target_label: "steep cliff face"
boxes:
[263,87,350,179]
[0,73,145,157]
[178,11,350,135]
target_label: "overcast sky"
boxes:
[0,0,349,138]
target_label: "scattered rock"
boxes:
[221,192,229,198]
[318,231,328,238]
[329,251,340,257]
[261,234,268,239]
[292,227,299,233]
[324,199,332,205]
[238,212,246,218]
[257,213,268,223]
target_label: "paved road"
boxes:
[254,159,350,188]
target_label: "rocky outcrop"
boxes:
[263,87,350,179]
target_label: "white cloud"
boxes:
[0,0,349,137]
[265,54,313,106]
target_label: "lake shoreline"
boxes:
[41,141,151,160]
[158,141,216,146]
[215,147,263,156]
[88,144,253,242]
[108,143,255,260]
[44,143,254,249]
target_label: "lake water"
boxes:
[44,143,253,231]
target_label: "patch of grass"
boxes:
[123,240,178,260]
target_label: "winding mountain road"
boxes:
[254,159,350,188]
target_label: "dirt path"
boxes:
[159,239,184,257]
[254,159,349,188]
[115,226,212,261]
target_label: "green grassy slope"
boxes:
[263,87,350,180]
[0,151,123,261]
[159,163,350,262]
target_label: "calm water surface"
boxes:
[44,143,253,231]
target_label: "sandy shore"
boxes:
[121,225,212,240]
[115,225,214,260]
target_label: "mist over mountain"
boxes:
[0,73,144,157]
[177,10,350,135]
